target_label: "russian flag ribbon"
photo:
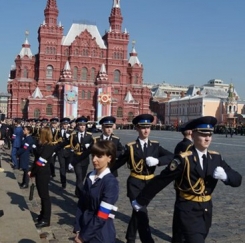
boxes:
[24,143,29,150]
[12,134,16,139]
[36,157,47,167]
[97,201,118,220]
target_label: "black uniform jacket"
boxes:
[111,138,173,175]
[174,137,193,154]
[137,145,242,234]
[70,131,94,166]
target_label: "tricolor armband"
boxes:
[24,143,29,150]
[36,157,48,167]
[97,201,118,220]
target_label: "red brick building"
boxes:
[7,0,151,123]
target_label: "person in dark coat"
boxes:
[94,116,124,177]
[172,122,193,243]
[70,116,94,197]
[73,140,119,243]
[111,114,174,243]
[17,126,34,188]
[134,116,242,243]
[11,119,24,169]
[29,127,65,228]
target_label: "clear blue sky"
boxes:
[1,0,245,98]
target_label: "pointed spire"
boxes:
[32,86,43,99]
[19,31,33,58]
[109,0,123,32]
[128,40,141,66]
[124,91,135,103]
[44,0,59,26]
[60,61,72,81]
[97,63,108,84]
[113,0,120,8]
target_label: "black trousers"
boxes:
[74,163,89,196]
[126,206,154,243]
[35,171,51,223]
[126,176,154,243]
[57,151,70,185]
[50,155,57,176]
[22,169,29,185]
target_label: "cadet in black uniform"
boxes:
[70,116,94,196]
[111,114,174,243]
[134,116,242,243]
[56,117,72,188]
[172,122,193,243]
[49,117,60,177]
[94,116,124,177]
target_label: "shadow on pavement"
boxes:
[7,192,28,211]
[18,240,36,243]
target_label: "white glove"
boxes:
[32,144,37,149]
[213,166,227,181]
[132,200,142,212]
[85,143,90,149]
[146,156,159,167]
[65,133,70,138]
[52,152,56,157]
[68,163,74,171]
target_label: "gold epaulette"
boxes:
[150,140,159,143]
[127,141,136,146]
[179,151,192,158]
[94,136,100,140]
[86,132,92,135]
[208,150,220,155]
[112,135,119,139]
[64,145,71,149]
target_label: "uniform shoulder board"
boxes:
[112,135,119,139]
[150,140,159,143]
[86,132,92,135]
[208,150,220,155]
[179,151,192,158]
[127,141,136,146]
[93,136,100,140]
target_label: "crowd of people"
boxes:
[0,113,242,243]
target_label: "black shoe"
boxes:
[34,215,42,223]
[62,183,66,189]
[35,221,50,228]
[0,210,4,217]
[20,184,29,189]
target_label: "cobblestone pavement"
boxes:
[9,130,245,242]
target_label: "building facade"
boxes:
[7,0,151,122]
[0,93,11,115]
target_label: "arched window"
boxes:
[23,67,28,78]
[81,90,85,99]
[91,68,96,81]
[46,104,53,115]
[127,112,134,122]
[73,66,78,80]
[113,70,120,82]
[34,109,40,118]
[46,65,53,79]
[64,49,69,56]
[87,91,91,99]
[117,107,123,117]
[81,67,88,80]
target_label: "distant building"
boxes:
[164,80,245,127]
[0,92,10,116]
[7,0,151,122]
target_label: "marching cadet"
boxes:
[94,116,124,177]
[134,116,242,243]
[49,117,60,178]
[41,118,49,128]
[70,116,94,197]
[111,114,174,243]
[33,119,42,142]
[56,117,72,188]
